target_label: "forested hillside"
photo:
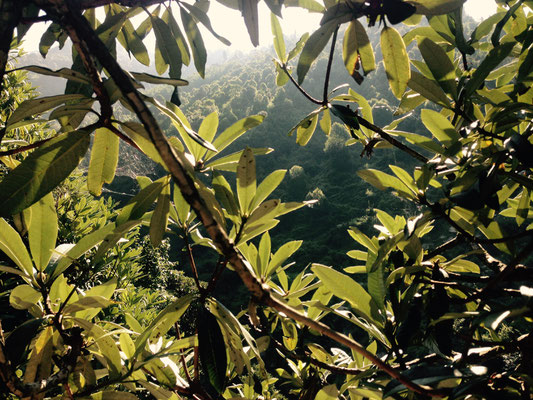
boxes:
[25,30,418,271]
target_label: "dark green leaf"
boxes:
[0,131,90,216]
[297,20,337,84]
[198,306,227,393]
[180,8,207,77]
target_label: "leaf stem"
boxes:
[323,26,339,104]
[280,63,322,105]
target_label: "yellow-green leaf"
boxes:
[381,26,410,99]
[0,131,90,216]
[25,193,57,271]
[237,147,256,215]
[150,178,171,246]
[271,12,286,62]
[88,128,119,196]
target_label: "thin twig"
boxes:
[280,64,322,105]
[357,117,429,163]
[323,26,339,104]
[184,233,203,293]
[106,122,142,151]
[424,235,462,260]
[0,137,53,156]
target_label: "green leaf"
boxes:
[343,20,375,77]
[320,108,331,135]
[51,223,116,280]
[265,240,302,277]
[118,18,150,66]
[381,26,410,99]
[367,256,386,310]
[17,66,91,84]
[392,130,446,154]
[9,285,41,310]
[162,8,191,67]
[237,148,256,215]
[6,94,87,130]
[330,104,360,133]
[417,37,457,99]
[208,115,264,159]
[150,177,171,246]
[180,8,207,78]
[296,113,319,146]
[408,0,465,15]
[204,147,273,172]
[134,295,194,358]
[408,70,452,108]
[198,306,228,393]
[297,20,337,84]
[464,41,516,98]
[25,193,58,271]
[73,318,122,378]
[516,188,530,227]
[420,109,460,146]
[239,218,279,244]
[257,232,271,277]
[116,178,165,225]
[88,128,119,196]
[130,72,188,87]
[241,0,260,46]
[249,169,286,212]
[287,32,309,61]
[271,12,286,62]
[151,16,182,79]
[194,111,219,161]
[316,384,339,400]
[312,264,382,325]
[172,184,191,226]
[62,295,113,315]
[348,226,378,252]
[0,131,90,216]
[139,381,180,400]
[470,12,506,43]
[157,101,217,153]
[285,0,325,12]
[357,169,414,198]
[180,4,231,46]
[212,172,239,220]
[39,23,65,57]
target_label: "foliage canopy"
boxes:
[0,0,533,399]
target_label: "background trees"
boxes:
[0,0,532,399]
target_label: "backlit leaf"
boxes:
[25,193,57,271]
[180,8,207,78]
[312,264,382,325]
[6,94,87,129]
[297,20,337,84]
[271,12,286,62]
[381,26,410,99]
[417,37,457,99]
[0,131,90,216]
[88,128,119,196]
[237,148,256,214]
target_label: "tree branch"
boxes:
[357,117,429,163]
[280,63,322,105]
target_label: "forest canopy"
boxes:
[0,0,533,399]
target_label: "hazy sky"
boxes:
[20,0,497,53]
